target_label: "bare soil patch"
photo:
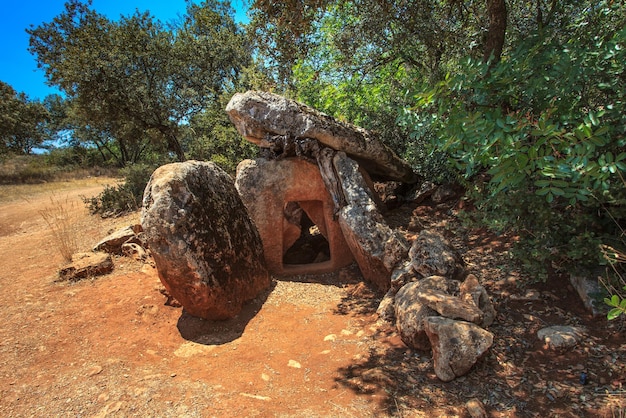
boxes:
[0,178,624,417]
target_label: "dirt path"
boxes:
[0,178,402,417]
[0,178,624,417]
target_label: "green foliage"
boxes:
[406,2,626,278]
[605,292,626,320]
[186,95,257,174]
[28,0,251,165]
[0,81,50,155]
[84,163,155,217]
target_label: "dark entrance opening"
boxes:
[283,201,331,265]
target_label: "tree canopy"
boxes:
[27,0,251,165]
[0,81,50,155]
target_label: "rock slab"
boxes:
[226,90,416,183]
[59,252,113,281]
[141,161,270,320]
[334,152,408,291]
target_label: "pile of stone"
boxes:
[378,230,496,382]
[59,224,145,281]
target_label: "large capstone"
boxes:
[141,161,270,320]
[226,90,417,183]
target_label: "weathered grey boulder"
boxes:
[460,274,497,327]
[333,152,409,291]
[537,325,587,351]
[59,252,113,281]
[394,276,461,350]
[226,91,417,183]
[93,225,142,254]
[394,281,438,350]
[423,316,494,382]
[141,161,270,320]
[409,229,465,279]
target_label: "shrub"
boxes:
[84,163,155,217]
[406,19,626,279]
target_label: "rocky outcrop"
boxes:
[394,276,462,350]
[389,272,496,381]
[226,90,417,183]
[141,161,270,320]
[334,152,409,291]
[423,316,494,382]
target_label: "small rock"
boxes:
[87,365,103,377]
[537,326,587,351]
[324,334,337,342]
[510,289,541,301]
[59,252,113,281]
[93,225,141,254]
[465,398,487,418]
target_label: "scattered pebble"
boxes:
[288,360,302,369]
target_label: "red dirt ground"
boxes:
[0,177,624,417]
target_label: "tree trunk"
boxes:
[159,126,186,162]
[483,0,507,64]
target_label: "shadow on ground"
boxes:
[176,281,276,345]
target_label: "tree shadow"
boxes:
[332,327,501,416]
[176,280,276,345]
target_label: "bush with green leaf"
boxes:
[405,6,626,279]
[84,163,155,217]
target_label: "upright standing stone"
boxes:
[141,161,270,320]
[333,152,409,291]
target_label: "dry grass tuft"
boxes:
[39,195,80,262]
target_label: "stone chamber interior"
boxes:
[282,200,331,266]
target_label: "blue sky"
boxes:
[0,0,249,101]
